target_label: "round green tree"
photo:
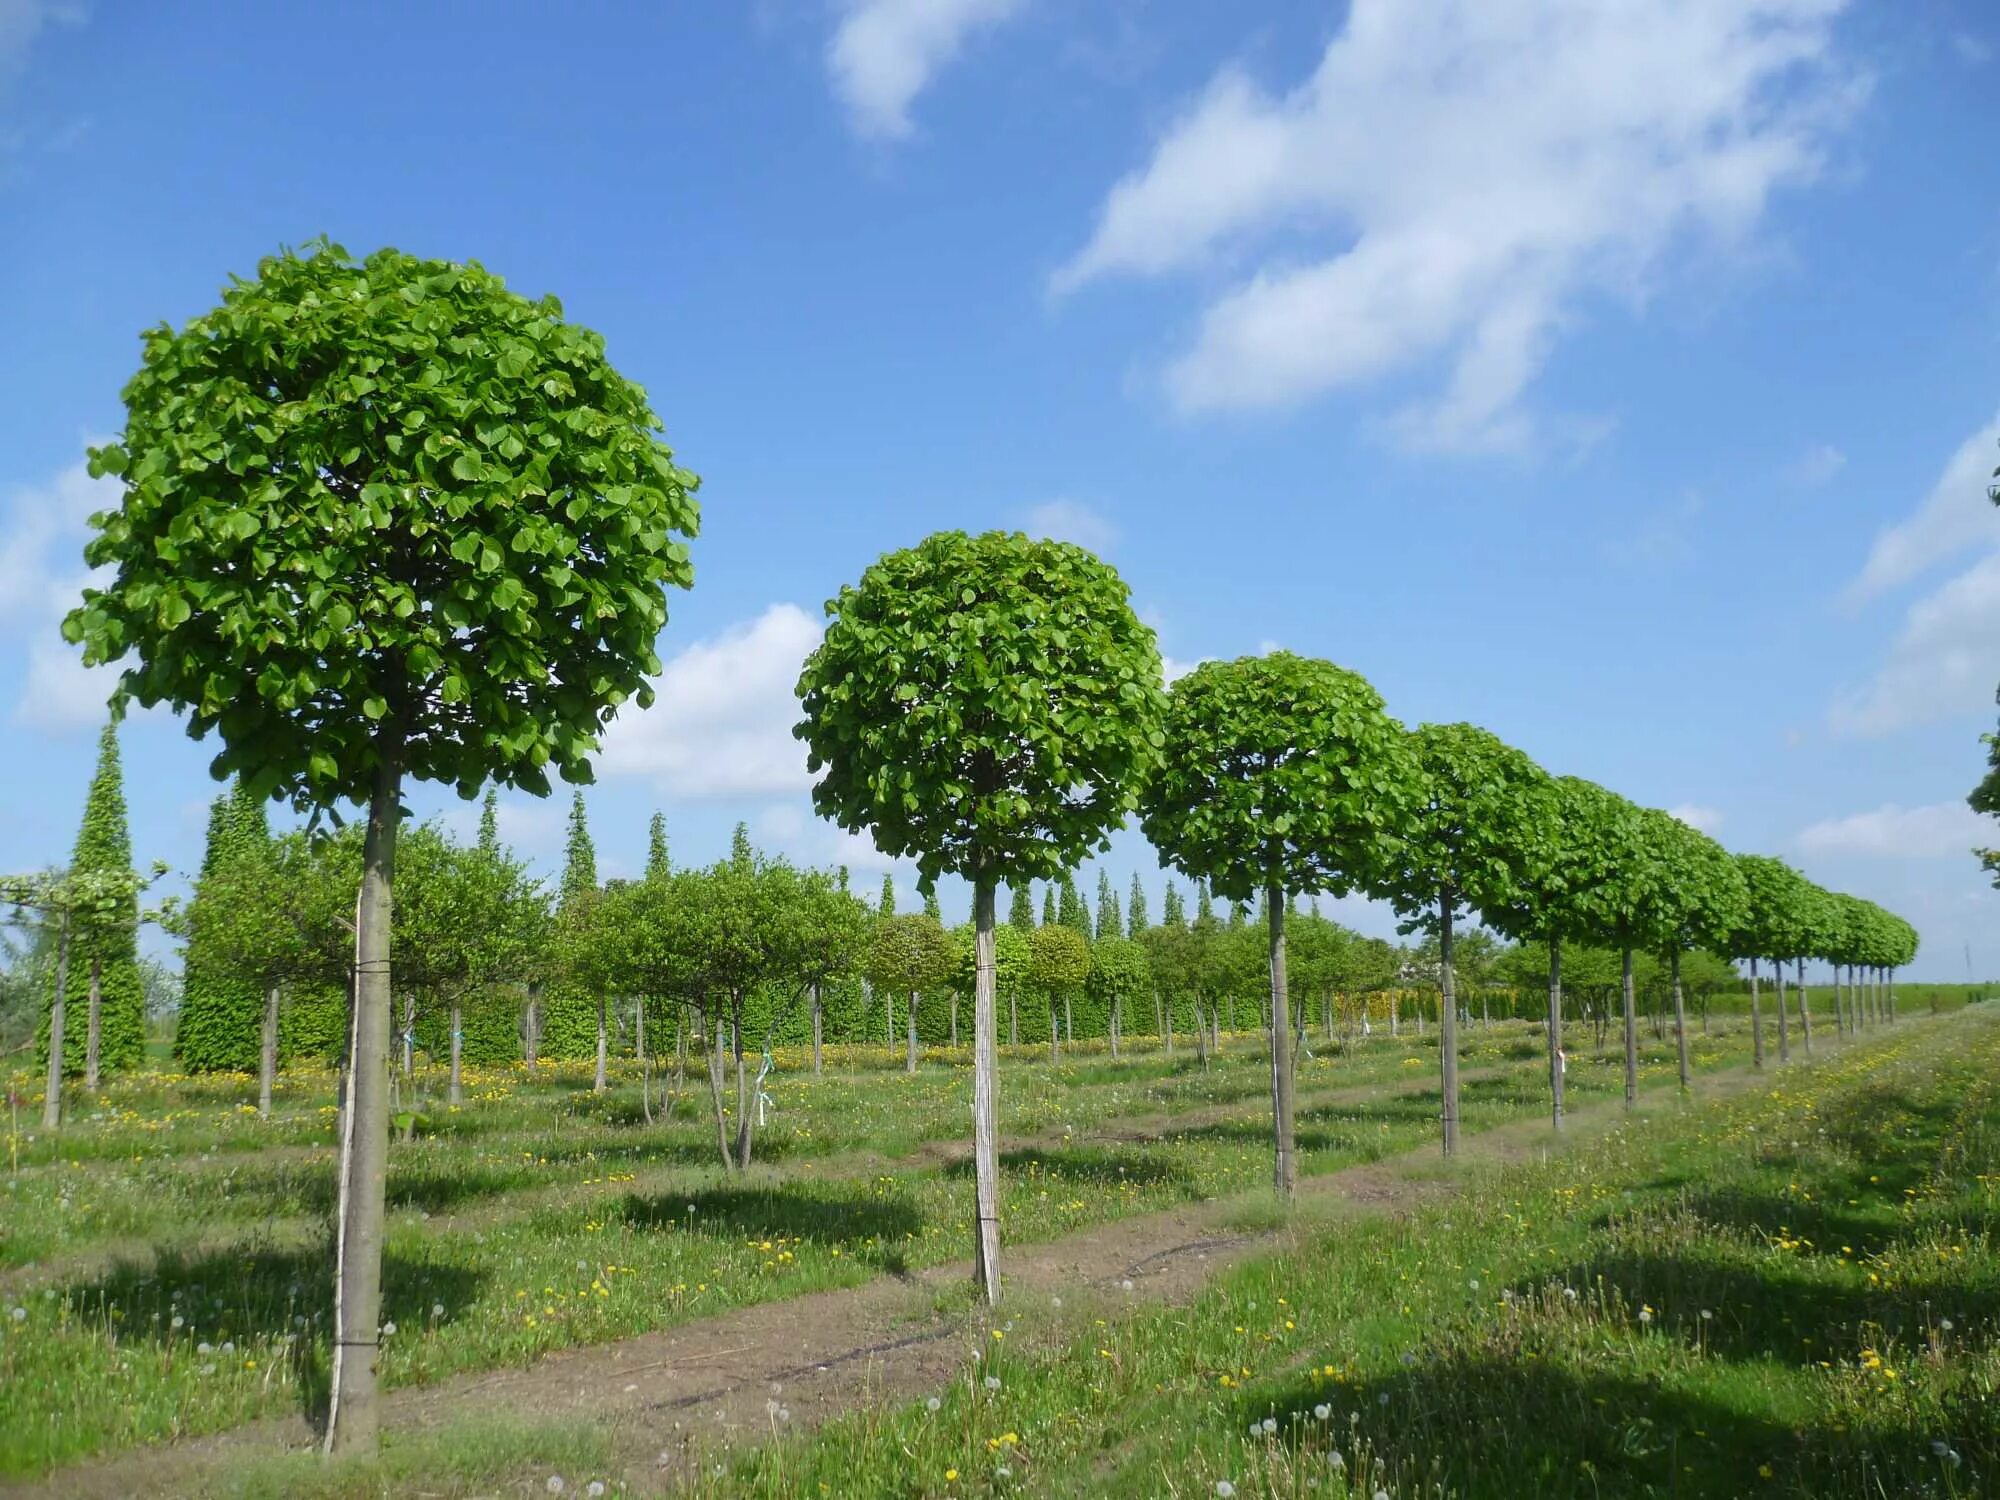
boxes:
[1139,652,1415,1194]
[795,529,1164,1300]
[1370,723,1556,1155]
[65,241,700,1457]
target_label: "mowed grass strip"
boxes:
[716,1009,1999,1499]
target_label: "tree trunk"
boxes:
[811,983,823,1076]
[704,1002,736,1171]
[1110,993,1120,1059]
[594,992,608,1094]
[1774,960,1791,1063]
[1064,992,1073,1044]
[971,877,1002,1303]
[1795,960,1812,1054]
[906,990,919,1074]
[637,995,650,1126]
[1547,936,1565,1132]
[1267,881,1298,1193]
[1391,991,1399,1038]
[1439,892,1461,1155]
[885,982,893,1049]
[732,1002,753,1168]
[1671,948,1690,1091]
[1621,946,1637,1109]
[1049,1000,1059,1064]
[950,990,959,1048]
[1164,993,1175,1059]
[400,995,414,1079]
[260,984,281,1118]
[84,954,103,1091]
[1192,997,1205,1069]
[1009,990,1018,1048]
[42,912,70,1129]
[523,982,540,1068]
[446,999,463,1108]
[1749,957,1764,1069]
[326,738,401,1458]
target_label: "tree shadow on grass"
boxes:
[1241,1351,1984,1499]
[617,1181,923,1247]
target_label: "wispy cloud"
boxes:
[1022,498,1119,554]
[826,0,1025,140]
[1054,0,1858,450]
[1847,411,2000,604]
[1797,801,1989,858]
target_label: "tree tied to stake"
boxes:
[65,241,699,1458]
[795,529,1164,1301]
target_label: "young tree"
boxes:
[795,870,869,1075]
[176,780,273,1073]
[1007,884,1035,931]
[1370,724,1555,1154]
[796,529,1164,1300]
[1140,653,1414,1193]
[544,791,605,1070]
[878,873,896,917]
[1127,874,1149,937]
[1161,880,1184,928]
[1058,874,1089,939]
[1029,923,1090,1060]
[867,911,955,1072]
[1728,855,1807,1068]
[66,242,699,1457]
[41,724,147,1084]
[1089,934,1150,1058]
[1646,814,1748,1090]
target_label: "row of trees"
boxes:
[49,242,1925,1452]
[792,529,1922,1301]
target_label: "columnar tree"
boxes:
[1140,653,1414,1194]
[795,529,1164,1301]
[544,791,604,1068]
[646,812,671,883]
[1127,874,1148,937]
[176,779,272,1073]
[1371,724,1555,1154]
[41,724,146,1083]
[65,242,699,1456]
[1007,885,1035,931]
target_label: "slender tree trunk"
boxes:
[1192,997,1205,1069]
[732,1001,752,1168]
[704,1003,735,1171]
[1063,992,1073,1044]
[1049,1000,1059,1064]
[1164,993,1175,1059]
[950,990,959,1048]
[260,983,280,1119]
[1009,991,1018,1048]
[1671,948,1690,1091]
[1794,960,1813,1054]
[326,737,401,1458]
[1267,881,1298,1193]
[446,1000,463,1108]
[1439,892,1461,1155]
[1774,960,1791,1063]
[637,995,650,1126]
[1621,946,1638,1109]
[400,995,414,1079]
[811,983,823,1076]
[1391,991,1399,1038]
[84,954,103,1090]
[593,992,608,1094]
[885,981,893,1049]
[971,876,1002,1303]
[906,990,919,1074]
[1548,936,1565,1132]
[42,913,70,1129]
[1749,957,1764,1069]
[523,982,540,1068]
[1109,993,1120,1059]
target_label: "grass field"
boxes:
[1,1001,1991,1497]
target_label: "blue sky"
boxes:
[1,0,1996,979]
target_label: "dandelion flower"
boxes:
[587,1484,606,1498]
[984,1375,1002,1392]
[381,1321,397,1337]
[546,1478,565,1495]
[1329,1450,1345,1471]
[927,1397,942,1413]
[1314,1403,1331,1420]
[432,1303,445,1318]
[1215,1483,1236,1498]
[1261,1417,1277,1434]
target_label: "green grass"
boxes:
[715,1009,1998,1499]
[0,1008,1931,1483]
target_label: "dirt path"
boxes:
[23,1037,1843,1500]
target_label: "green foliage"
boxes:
[864,913,955,997]
[1642,809,1749,960]
[176,783,273,1072]
[1373,723,1556,936]
[645,812,670,882]
[1006,884,1034,931]
[795,529,1165,889]
[877,873,895,917]
[39,725,145,1075]
[1029,923,1091,999]
[70,241,700,809]
[1140,652,1414,904]
[476,789,499,856]
[1160,880,1184,928]
[1126,873,1148,937]
[1086,934,1150,1023]
[1041,889,1057,926]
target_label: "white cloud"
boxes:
[1787,442,1846,486]
[1668,803,1726,834]
[1607,490,1704,566]
[1951,32,1992,65]
[826,0,1024,140]
[1847,412,2000,603]
[597,603,823,798]
[1054,0,1855,448]
[2,456,123,731]
[1797,801,1989,859]
[1831,547,2000,735]
[1022,498,1119,554]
